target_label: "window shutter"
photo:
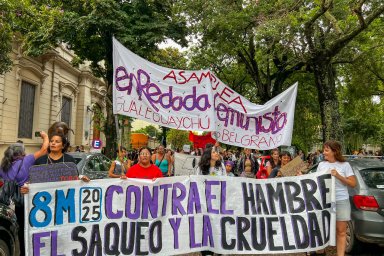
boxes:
[18,81,36,138]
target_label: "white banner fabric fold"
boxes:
[25,172,335,255]
[113,37,298,149]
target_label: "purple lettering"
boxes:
[172,183,187,216]
[125,186,141,219]
[205,181,220,214]
[169,218,181,249]
[160,184,172,216]
[187,182,202,214]
[105,185,123,219]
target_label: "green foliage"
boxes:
[0,0,63,73]
[133,125,162,141]
[178,0,384,144]
[166,129,191,150]
[0,0,189,157]
[149,47,188,70]
[290,73,322,152]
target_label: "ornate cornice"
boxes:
[59,81,80,101]
[14,58,49,94]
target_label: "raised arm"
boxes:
[33,131,49,159]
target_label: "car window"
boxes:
[88,157,106,172]
[73,157,82,165]
[99,155,111,168]
[86,157,96,170]
[359,168,384,189]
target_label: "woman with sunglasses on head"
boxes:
[126,147,163,179]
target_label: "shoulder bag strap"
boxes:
[156,154,165,167]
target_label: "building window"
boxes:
[61,96,72,126]
[18,81,36,138]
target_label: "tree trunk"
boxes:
[104,103,117,159]
[104,34,117,159]
[312,60,343,142]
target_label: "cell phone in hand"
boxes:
[34,131,40,137]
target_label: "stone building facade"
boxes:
[0,41,107,156]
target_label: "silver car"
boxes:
[67,152,111,180]
[346,158,384,254]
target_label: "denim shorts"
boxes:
[336,199,351,221]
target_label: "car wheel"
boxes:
[0,239,10,256]
[346,221,362,254]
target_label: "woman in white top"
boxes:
[318,140,356,256]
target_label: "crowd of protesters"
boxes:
[1,120,381,256]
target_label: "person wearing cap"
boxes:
[225,160,235,177]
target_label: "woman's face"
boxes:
[244,148,251,156]
[323,145,335,161]
[211,149,220,161]
[118,149,126,158]
[158,146,165,154]
[50,135,63,153]
[225,164,232,173]
[272,151,279,161]
[281,155,291,166]
[139,149,151,165]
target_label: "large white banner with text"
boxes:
[25,172,335,255]
[113,38,298,149]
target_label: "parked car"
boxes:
[0,203,19,256]
[309,158,384,254]
[67,152,112,180]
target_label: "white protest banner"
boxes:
[25,172,335,255]
[174,152,200,176]
[113,38,298,149]
[213,82,297,149]
[113,38,214,131]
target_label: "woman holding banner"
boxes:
[126,146,163,179]
[108,146,130,178]
[34,132,90,182]
[0,131,49,255]
[318,140,356,256]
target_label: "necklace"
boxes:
[47,154,64,164]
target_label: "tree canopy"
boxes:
[178,0,384,144]
[2,0,384,152]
